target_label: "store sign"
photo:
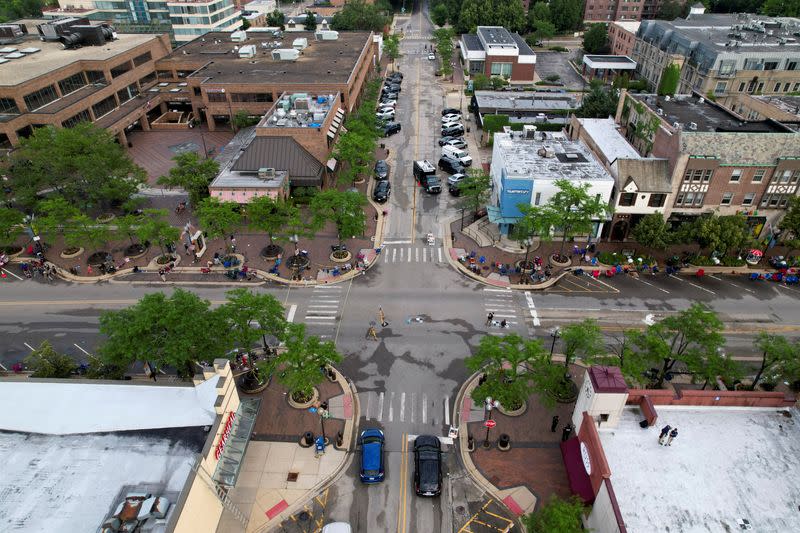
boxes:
[580,441,592,475]
[506,189,529,194]
[214,411,237,460]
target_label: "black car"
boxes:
[373,180,391,203]
[385,83,401,92]
[386,75,402,84]
[441,108,460,116]
[374,159,389,180]
[382,122,401,136]
[438,155,465,174]
[441,124,465,137]
[413,435,442,497]
[387,71,403,79]
[382,92,399,102]
[438,135,464,146]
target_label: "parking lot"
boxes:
[534,51,586,91]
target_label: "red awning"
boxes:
[560,438,595,503]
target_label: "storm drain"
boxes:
[287,472,298,482]
[737,518,752,530]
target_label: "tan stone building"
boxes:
[714,93,800,129]
[0,19,173,149]
[615,90,800,239]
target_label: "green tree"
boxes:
[304,11,317,31]
[631,213,673,250]
[383,33,401,70]
[9,123,145,212]
[247,195,302,252]
[524,495,585,533]
[195,197,242,242]
[583,23,608,54]
[433,28,455,77]
[466,333,563,410]
[511,204,539,266]
[527,20,556,46]
[657,0,688,19]
[692,344,740,389]
[309,189,367,248]
[241,17,251,30]
[525,178,612,257]
[762,0,800,16]
[63,214,112,254]
[779,196,800,240]
[456,0,482,33]
[585,329,649,385]
[612,72,630,90]
[457,168,492,217]
[560,319,605,369]
[98,289,232,378]
[528,1,552,31]
[136,208,180,257]
[266,9,285,28]
[0,0,45,25]
[550,0,583,32]
[576,79,618,118]
[232,110,259,129]
[158,151,220,207]
[24,340,76,379]
[115,212,147,251]
[677,214,751,256]
[260,323,342,402]
[626,303,725,388]
[751,332,800,390]
[0,207,25,250]
[657,63,681,96]
[431,3,449,26]
[497,0,527,33]
[331,0,389,32]
[34,197,81,246]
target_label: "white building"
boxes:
[487,128,615,237]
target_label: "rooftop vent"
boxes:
[314,30,339,41]
[258,167,276,179]
[292,37,308,50]
[231,30,247,42]
[239,44,256,59]
[657,107,664,115]
[272,48,300,61]
[688,121,698,130]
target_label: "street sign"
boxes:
[484,419,496,429]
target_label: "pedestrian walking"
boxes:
[486,312,494,325]
[230,236,237,253]
[551,415,560,432]
[658,424,671,445]
[378,307,387,327]
[158,268,166,282]
[184,242,189,255]
[561,424,573,442]
[666,427,678,446]
[500,319,507,329]
[366,325,378,341]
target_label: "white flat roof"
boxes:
[582,55,637,70]
[577,118,641,164]
[0,379,219,434]
[612,21,641,33]
[0,430,199,531]
[600,407,800,533]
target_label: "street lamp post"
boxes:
[483,397,501,448]
[549,327,561,364]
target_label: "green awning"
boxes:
[487,205,518,225]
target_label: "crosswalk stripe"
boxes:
[389,391,395,422]
[415,248,419,262]
[410,393,416,423]
[484,288,512,293]
[422,394,428,423]
[438,248,443,262]
[392,248,397,262]
[378,392,384,422]
[400,392,406,422]
[366,392,372,420]
[444,396,450,426]
[407,247,411,262]
[423,248,427,262]
[308,304,338,308]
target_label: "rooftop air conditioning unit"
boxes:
[688,121,698,130]
[673,121,681,129]
[292,37,308,50]
[258,167,276,178]
[523,125,537,138]
[231,30,247,42]
[238,44,256,58]
[314,30,339,41]
[657,107,664,115]
[272,48,300,61]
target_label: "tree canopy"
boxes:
[560,319,605,369]
[0,0,45,23]
[0,207,25,248]
[751,332,800,390]
[576,80,619,118]
[331,0,390,32]
[457,168,492,217]
[9,122,145,212]
[158,151,219,207]
[136,208,180,256]
[304,11,317,31]
[657,63,681,96]
[676,213,752,256]
[24,341,76,379]
[524,495,586,533]
[310,189,367,245]
[631,213,673,250]
[582,23,608,54]
[779,196,800,240]
[195,197,243,241]
[431,3,449,26]
[247,196,303,246]
[217,288,287,359]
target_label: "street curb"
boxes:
[261,368,360,532]
[453,370,527,532]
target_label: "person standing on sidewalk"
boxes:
[666,427,678,446]
[658,424,671,445]
[486,312,494,325]
[378,307,387,327]
[551,415,559,432]
[366,325,378,341]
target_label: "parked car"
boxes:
[413,435,442,497]
[413,160,441,194]
[427,53,436,60]
[382,91,399,101]
[382,122,402,136]
[359,428,385,483]
[385,74,402,83]
[373,180,391,203]
[441,108,460,116]
[374,159,389,180]
[447,173,466,187]
[438,135,463,146]
[377,107,395,116]
[441,145,472,166]
[442,138,467,150]
[441,113,462,123]
[387,71,403,79]
[376,109,396,121]
[321,523,352,533]
[438,155,465,174]
[378,100,397,109]
[441,124,465,137]
[385,83,401,92]
[449,183,461,196]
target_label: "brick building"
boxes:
[152,30,377,131]
[460,26,536,84]
[583,0,687,22]
[714,94,800,130]
[608,20,640,57]
[615,91,800,238]
[0,19,173,150]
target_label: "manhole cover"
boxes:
[287,472,298,482]
[455,505,466,513]
[296,511,310,522]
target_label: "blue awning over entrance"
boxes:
[487,205,518,225]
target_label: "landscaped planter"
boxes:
[330,250,352,263]
[515,260,534,273]
[550,254,571,267]
[2,245,24,257]
[497,401,527,417]
[260,244,283,260]
[60,247,84,259]
[237,369,271,394]
[552,378,579,404]
[156,254,178,265]
[125,243,148,259]
[287,387,319,409]
[96,213,115,224]
[86,251,112,267]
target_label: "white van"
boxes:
[440,145,472,167]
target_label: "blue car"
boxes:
[359,428,385,483]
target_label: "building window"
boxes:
[730,169,742,182]
[231,93,273,103]
[61,109,91,128]
[618,192,636,206]
[714,81,727,94]
[721,192,733,205]
[761,194,789,208]
[752,169,765,183]
[738,82,746,92]
[23,85,58,111]
[0,97,19,114]
[207,92,227,102]
[157,70,173,80]
[534,192,541,205]
[139,72,157,87]
[110,61,132,78]
[742,193,755,206]
[648,193,666,207]
[788,61,798,71]
[133,51,152,66]
[91,95,117,119]
[490,62,512,77]
[58,72,87,96]
[794,83,800,91]
[764,61,779,70]
[116,83,139,104]
[86,70,107,84]
[780,170,793,183]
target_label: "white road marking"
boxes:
[422,394,428,423]
[389,391,395,422]
[286,304,297,322]
[423,248,427,262]
[444,396,450,425]
[407,435,454,445]
[407,247,411,262]
[411,393,416,423]
[670,274,716,295]
[305,316,337,321]
[634,277,670,294]
[438,248,443,262]
[415,248,419,262]
[73,343,91,356]
[2,268,23,280]
[383,239,412,245]
[314,285,342,290]
[400,392,406,422]
[24,342,34,351]
[308,304,339,308]
[484,288,513,293]
[708,274,755,294]
[392,248,397,262]
[524,291,541,327]
[366,392,372,420]
[377,392,385,422]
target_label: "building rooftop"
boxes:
[231,136,324,185]
[638,13,800,55]
[632,93,794,133]
[494,131,614,183]
[0,30,162,87]
[160,30,371,85]
[461,33,483,52]
[477,26,516,46]
[576,118,641,163]
[756,95,800,118]
[474,90,578,112]
[260,92,337,129]
[611,21,641,33]
[601,407,800,533]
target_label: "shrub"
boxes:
[549,46,568,52]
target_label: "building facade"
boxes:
[608,20,640,57]
[0,19,173,149]
[43,0,241,42]
[632,13,800,97]
[583,0,687,22]
[460,26,536,84]
[615,91,800,238]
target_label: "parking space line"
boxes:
[777,283,800,294]
[670,274,716,295]
[587,275,620,293]
[286,304,297,323]
[708,274,755,294]
[2,268,23,280]
[23,342,34,351]
[73,344,91,356]
[632,276,669,294]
